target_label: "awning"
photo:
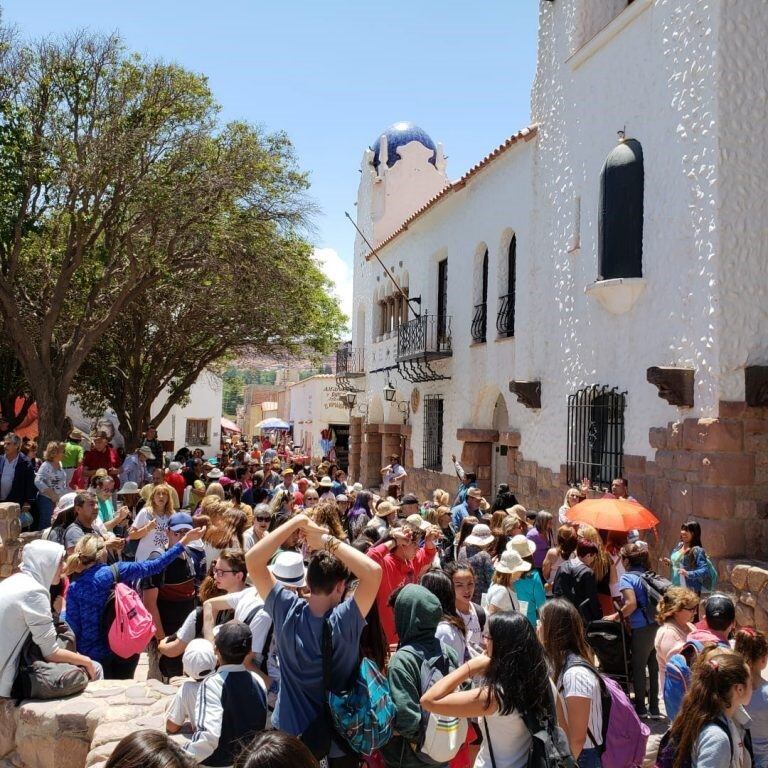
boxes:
[221,417,241,433]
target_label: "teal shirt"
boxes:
[513,570,547,625]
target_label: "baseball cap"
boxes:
[405,513,429,533]
[138,446,155,459]
[169,512,194,532]
[169,461,182,472]
[703,593,735,630]
[215,620,252,659]
[182,639,216,681]
[399,493,419,506]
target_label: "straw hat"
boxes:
[375,500,395,519]
[494,549,532,575]
[465,523,495,548]
[405,513,429,533]
[268,550,307,589]
[506,534,537,559]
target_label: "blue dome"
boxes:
[371,122,437,169]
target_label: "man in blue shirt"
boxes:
[246,511,382,767]
[451,486,484,531]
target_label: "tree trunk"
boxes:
[35,388,70,446]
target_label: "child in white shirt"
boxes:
[166,638,216,733]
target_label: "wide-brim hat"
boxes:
[318,475,333,488]
[494,549,532,575]
[465,523,495,548]
[467,487,484,500]
[268,550,307,588]
[405,513,429,533]
[56,492,78,513]
[506,534,537,559]
[207,468,223,479]
[117,481,140,496]
[375,501,395,518]
[68,428,87,441]
[138,446,155,460]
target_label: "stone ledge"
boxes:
[0,678,181,768]
[456,428,499,443]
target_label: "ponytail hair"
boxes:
[734,627,768,667]
[65,534,105,575]
[669,649,750,768]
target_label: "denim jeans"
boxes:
[577,747,602,768]
[36,494,55,530]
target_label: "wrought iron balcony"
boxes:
[496,293,515,337]
[471,303,487,344]
[335,343,365,377]
[397,313,452,362]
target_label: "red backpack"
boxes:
[105,564,156,658]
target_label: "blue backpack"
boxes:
[663,639,730,720]
[321,620,395,757]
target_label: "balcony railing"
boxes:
[496,293,515,337]
[335,343,366,377]
[471,303,487,343]
[397,313,452,362]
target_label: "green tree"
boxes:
[222,371,245,417]
[0,30,311,442]
[72,232,345,450]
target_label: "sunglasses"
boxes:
[255,515,271,523]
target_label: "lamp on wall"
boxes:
[344,391,357,408]
[383,381,396,402]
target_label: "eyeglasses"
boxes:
[255,515,271,523]
[213,568,236,576]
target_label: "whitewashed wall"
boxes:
[352,0,768,475]
[288,375,349,459]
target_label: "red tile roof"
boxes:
[365,124,538,259]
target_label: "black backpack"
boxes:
[640,570,673,625]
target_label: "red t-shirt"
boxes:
[367,543,436,645]
[165,471,186,500]
[83,447,121,473]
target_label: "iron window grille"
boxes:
[566,385,626,487]
[471,303,487,343]
[496,235,516,337]
[423,395,444,471]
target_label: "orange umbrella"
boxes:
[564,497,659,531]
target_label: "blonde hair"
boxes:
[150,483,175,516]
[563,487,582,506]
[44,441,64,462]
[65,534,105,575]
[432,489,450,506]
[656,586,699,624]
[577,523,610,582]
[205,482,225,500]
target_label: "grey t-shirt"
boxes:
[64,521,103,551]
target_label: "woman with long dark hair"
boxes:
[105,729,194,768]
[420,612,556,768]
[664,649,753,768]
[662,520,711,595]
[539,599,603,766]
[235,731,319,768]
[420,568,468,662]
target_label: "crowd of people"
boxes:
[0,430,765,768]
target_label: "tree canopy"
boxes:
[0,26,342,442]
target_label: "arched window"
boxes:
[598,138,643,280]
[497,235,516,337]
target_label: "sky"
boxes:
[2,0,539,322]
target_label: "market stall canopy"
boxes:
[564,497,659,531]
[256,417,291,430]
[221,417,241,434]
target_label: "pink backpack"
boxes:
[106,564,156,658]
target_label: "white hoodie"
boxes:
[0,539,65,697]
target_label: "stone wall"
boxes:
[488,403,768,594]
[0,679,181,768]
[719,561,768,631]
[0,503,31,580]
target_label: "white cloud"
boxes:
[314,247,353,328]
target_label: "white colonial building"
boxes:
[340,0,768,581]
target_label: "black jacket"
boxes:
[0,452,37,506]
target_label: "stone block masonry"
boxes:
[489,402,768,620]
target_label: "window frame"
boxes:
[422,395,444,471]
[186,418,210,446]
